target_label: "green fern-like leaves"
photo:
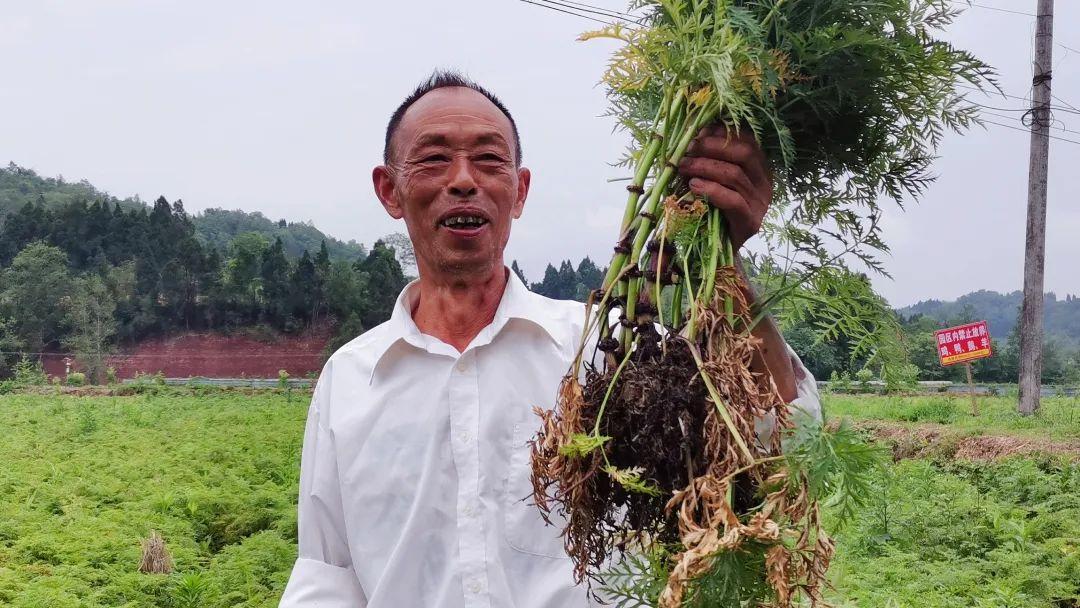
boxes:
[783,417,886,524]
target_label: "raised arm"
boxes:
[677,125,814,409]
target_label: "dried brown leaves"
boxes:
[530,268,836,606]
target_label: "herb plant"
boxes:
[529,1,994,605]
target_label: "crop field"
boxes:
[0,389,1077,607]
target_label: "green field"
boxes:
[0,389,1077,607]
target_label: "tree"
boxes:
[532,263,562,299]
[324,261,370,321]
[223,232,270,322]
[260,237,292,327]
[0,242,72,354]
[290,250,318,323]
[355,240,407,328]
[62,274,118,383]
[511,260,528,286]
[0,316,25,378]
[575,257,603,301]
[381,232,417,277]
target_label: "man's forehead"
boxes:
[396,87,515,149]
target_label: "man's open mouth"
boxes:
[439,215,489,230]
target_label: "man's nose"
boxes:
[447,157,478,198]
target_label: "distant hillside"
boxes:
[1,163,363,261]
[898,290,1080,349]
[193,208,365,261]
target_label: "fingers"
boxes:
[684,127,769,187]
[685,177,760,245]
[677,156,757,207]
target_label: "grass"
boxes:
[824,393,1080,440]
[0,389,1077,607]
[0,390,306,608]
[828,456,1080,607]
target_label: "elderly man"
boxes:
[279,71,819,607]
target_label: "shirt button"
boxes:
[458,431,470,444]
[467,580,482,594]
[456,361,468,372]
[462,504,474,517]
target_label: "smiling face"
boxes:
[373,87,530,281]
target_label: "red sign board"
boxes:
[935,321,993,366]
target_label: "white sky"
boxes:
[1,0,1077,307]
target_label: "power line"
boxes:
[531,0,636,23]
[517,0,623,26]
[970,3,1035,17]
[980,118,1080,146]
[549,0,643,22]
[959,83,1080,116]
[979,109,1080,136]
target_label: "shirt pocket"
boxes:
[504,420,572,559]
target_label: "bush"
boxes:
[13,356,48,386]
[885,363,921,393]
[855,368,875,393]
[66,372,86,386]
[105,367,118,385]
[898,399,957,425]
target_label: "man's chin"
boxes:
[433,253,501,279]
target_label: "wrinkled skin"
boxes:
[372,86,794,400]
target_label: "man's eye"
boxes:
[421,155,450,163]
[475,154,506,163]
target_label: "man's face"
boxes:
[374,87,530,279]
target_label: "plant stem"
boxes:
[623,106,715,351]
[592,347,634,437]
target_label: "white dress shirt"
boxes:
[279,270,820,608]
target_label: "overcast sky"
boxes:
[1,0,1077,308]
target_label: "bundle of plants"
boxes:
[528,1,993,606]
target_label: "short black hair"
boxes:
[383,69,522,166]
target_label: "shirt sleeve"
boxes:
[279,371,368,607]
[753,344,822,446]
[785,343,822,422]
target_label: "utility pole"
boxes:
[1018,0,1054,416]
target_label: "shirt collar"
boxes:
[365,268,565,384]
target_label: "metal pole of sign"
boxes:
[965,362,978,416]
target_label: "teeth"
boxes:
[443,215,486,227]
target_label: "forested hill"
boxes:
[898,290,1080,349]
[1,163,364,261]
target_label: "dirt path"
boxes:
[853,420,1080,461]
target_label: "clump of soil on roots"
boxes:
[532,277,792,594]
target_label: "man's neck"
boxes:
[411,264,508,352]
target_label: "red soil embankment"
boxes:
[42,326,334,379]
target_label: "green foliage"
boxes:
[0,241,72,353]
[558,433,612,457]
[527,257,607,301]
[172,571,217,608]
[192,207,365,262]
[783,418,885,523]
[828,457,1080,607]
[66,371,86,386]
[0,391,306,607]
[687,544,773,607]
[599,545,672,607]
[824,393,1080,440]
[0,166,409,363]
[602,465,662,496]
[13,355,48,386]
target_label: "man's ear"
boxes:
[373,166,404,220]
[512,166,531,220]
